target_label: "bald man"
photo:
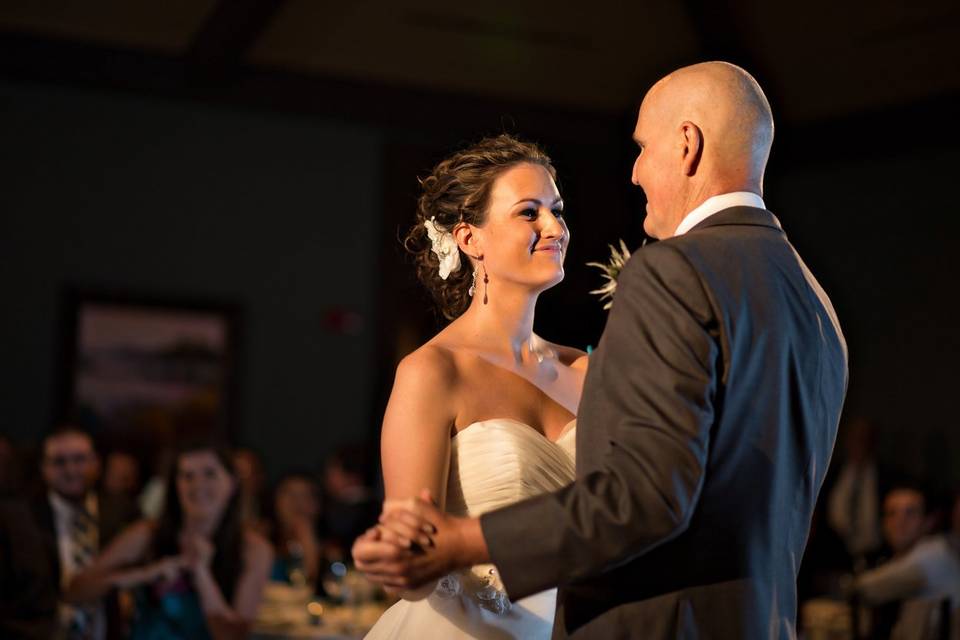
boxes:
[356,62,848,638]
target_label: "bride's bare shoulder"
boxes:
[543,340,589,370]
[394,341,460,389]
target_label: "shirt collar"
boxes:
[48,490,98,520]
[673,191,766,237]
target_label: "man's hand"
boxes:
[352,490,490,590]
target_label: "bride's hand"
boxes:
[358,489,485,590]
[379,490,438,550]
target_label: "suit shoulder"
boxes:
[622,241,701,283]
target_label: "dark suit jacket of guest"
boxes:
[0,497,58,640]
[481,207,848,639]
[30,490,140,590]
[29,490,140,640]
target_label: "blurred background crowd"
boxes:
[0,428,381,639]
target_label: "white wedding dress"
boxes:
[365,418,576,639]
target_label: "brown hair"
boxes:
[405,134,556,320]
[152,439,244,600]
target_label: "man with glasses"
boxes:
[31,426,138,640]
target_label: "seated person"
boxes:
[31,425,139,640]
[320,446,378,558]
[268,472,322,589]
[232,448,267,532]
[65,440,273,640]
[102,450,142,502]
[850,484,959,639]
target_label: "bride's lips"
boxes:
[533,243,562,254]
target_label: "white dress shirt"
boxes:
[673,191,766,237]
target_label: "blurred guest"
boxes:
[880,484,932,559]
[232,448,266,530]
[102,450,141,501]
[138,449,174,519]
[850,490,960,639]
[30,426,139,640]
[1,494,58,639]
[320,445,378,557]
[827,417,888,567]
[65,440,273,640]
[268,472,322,588]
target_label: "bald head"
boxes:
[648,62,772,182]
[631,62,774,238]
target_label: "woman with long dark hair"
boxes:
[66,441,273,639]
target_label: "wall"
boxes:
[0,81,381,477]
[768,147,960,490]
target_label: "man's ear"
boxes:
[680,121,703,176]
[453,222,481,259]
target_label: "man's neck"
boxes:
[669,190,766,237]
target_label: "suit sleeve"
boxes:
[480,243,721,599]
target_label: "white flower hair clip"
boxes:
[424,217,461,280]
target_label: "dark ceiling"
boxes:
[2,0,958,126]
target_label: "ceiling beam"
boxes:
[184,0,288,85]
[0,30,956,164]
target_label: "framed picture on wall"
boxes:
[57,288,241,457]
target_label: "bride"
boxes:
[362,134,587,639]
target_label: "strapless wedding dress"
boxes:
[365,418,576,639]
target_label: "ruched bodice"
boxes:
[365,418,576,640]
[445,419,576,517]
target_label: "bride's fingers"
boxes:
[358,526,381,541]
[418,488,437,506]
[379,512,433,548]
[352,538,413,565]
[374,523,419,549]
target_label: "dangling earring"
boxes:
[469,268,478,297]
[481,262,489,305]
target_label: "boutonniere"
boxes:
[586,239,632,310]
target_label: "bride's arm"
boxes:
[571,353,589,372]
[381,346,457,506]
[379,346,458,599]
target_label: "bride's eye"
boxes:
[521,208,538,219]
[551,208,565,219]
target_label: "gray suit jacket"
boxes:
[481,207,848,639]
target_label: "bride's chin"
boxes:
[539,271,565,290]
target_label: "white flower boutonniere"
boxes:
[424,217,461,280]
[587,239,633,310]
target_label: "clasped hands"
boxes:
[352,489,482,592]
[155,532,216,583]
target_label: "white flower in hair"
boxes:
[424,217,461,280]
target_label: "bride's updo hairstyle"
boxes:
[405,134,556,321]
